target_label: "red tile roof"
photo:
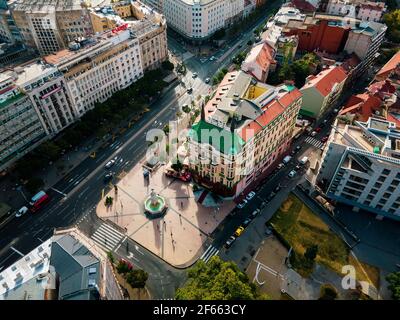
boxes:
[302,66,347,97]
[339,93,382,121]
[239,87,302,141]
[290,0,317,12]
[375,50,400,81]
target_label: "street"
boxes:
[0,7,280,298]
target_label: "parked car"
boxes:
[246,191,256,201]
[105,159,115,169]
[234,226,245,237]
[104,172,114,182]
[315,127,322,133]
[295,145,302,152]
[187,87,193,94]
[225,236,236,248]
[16,206,29,218]
[277,163,285,170]
[321,136,329,143]
[205,78,210,84]
[288,170,297,178]
[310,131,317,137]
[192,72,198,78]
[251,209,260,218]
[265,227,272,236]
[209,56,216,61]
[236,199,248,209]
[243,218,252,227]
[274,185,281,193]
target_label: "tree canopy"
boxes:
[386,272,400,300]
[175,256,268,300]
[383,9,400,43]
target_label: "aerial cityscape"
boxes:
[0,0,400,305]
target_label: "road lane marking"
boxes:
[10,246,24,257]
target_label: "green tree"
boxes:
[162,60,174,71]
[386,272,400,300]
[182,105,191,113]
[107,251,115,264]
[116,259,132,274]
[175,256,268,300]
[304,245,318,262]
[36,141,61,161]
[126,269,149,288]
[383,9,400,43]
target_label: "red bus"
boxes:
[30,194,50,213]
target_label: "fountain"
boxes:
[144,189,167,219]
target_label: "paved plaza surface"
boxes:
[96,160,235,267]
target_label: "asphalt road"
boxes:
[0,9,280,296]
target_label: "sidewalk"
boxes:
[0,81,180,212]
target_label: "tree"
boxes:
[182,105,191,113]
[116,259,133,274]
[175,256,268,300]
[162,60,174,71]
[25,177,44,194]
[105,196,113,207]
[171,158,184,172]
[36,141,61,161]
[304,245,318,263]
[319,284,338,300]
[107,251,115,264]
[126,269,149,288]
[383,10,400,43]
[386,272,400,300]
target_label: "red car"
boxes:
[315,127,322,133]
[321,136,329,143]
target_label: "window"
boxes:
[382,169,390,175]
[378,176,386,182]
[370,188,378,195]
[374,182,382,188]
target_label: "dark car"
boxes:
[295,145,302,152]
[104,172,113,182]
[274,185,281,193]
[243,218,252,227]
[224,236,236,249]
[187,87,193,94]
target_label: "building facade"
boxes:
[163,0,244,41]
[317,117,400,221]
[44,29,144,114]
[300,66,347,119]
[0,71,47,171]
[188,71,302,198]
[15,62,78,136]
[89,1,168,71]
[11,0,94,55]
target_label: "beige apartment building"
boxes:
[44,28,144,114]
[89,1,168,71]
[10,0,94,55]
[188,71,302,198]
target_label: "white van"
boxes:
[282,156,292,164]
[300,156,309,165]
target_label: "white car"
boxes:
[236,199,248,209]
[246,191,256,201]
[16,206,29,218]
[105,159,116,169]
[310,131,317,137]
[288,170,297,178]
[210,56,216,61]
[192,72,198,78]
[205,78,210,84]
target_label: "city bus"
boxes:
[29,191,46,206]
[30,194,50,213]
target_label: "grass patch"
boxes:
[349,255,380,289]
[270,194,372,283]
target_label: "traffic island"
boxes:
[96,158,235,267]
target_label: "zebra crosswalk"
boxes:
[200,245,219,263]
[91,223,125,252]
[304,136,325,149]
